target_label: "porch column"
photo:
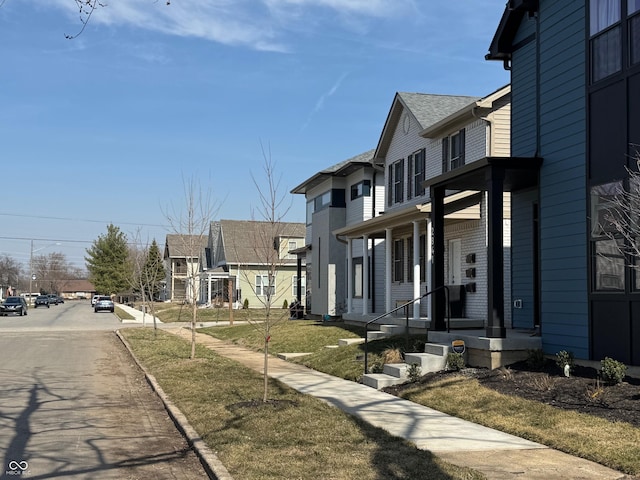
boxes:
[426,218,433,320]
[207,273,212,304]
[413,220,421,320]
[347,238,353,314]
[486,167,506,338]
[362,234,369,316]
[430,185,446,331]
[296,257,302,303]
[385,228,393,313]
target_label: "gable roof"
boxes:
[373,92,480,165]
[164,234,208,259]
[290,149,375,195]
[486,0,540,64]
[219,219,305,265]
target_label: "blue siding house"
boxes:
[487,0,640,365]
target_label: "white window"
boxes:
[442,130,465,173]
[255,274,275,296]
[292,275,306,297]
[388,160,404,205]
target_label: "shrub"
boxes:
[407,363,422,383]
[369,355,384,373]
[526,349,546,370]
[555,350,575,375]
[446,352,465,371]
[282,299,288,309]
[382,347,404,364]
[600,357,627,384]
[243,298,249,309]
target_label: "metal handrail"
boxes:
[363,285,450,375]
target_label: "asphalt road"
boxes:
[0,300,209,479]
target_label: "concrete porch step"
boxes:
[361,373,406,389]
[338,338,366,346]
[362,342,452,390]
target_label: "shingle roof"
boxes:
[290,149,375,194]
[374,92,480,163]
[219,219,305,264]
[58,279,96,293]
[164,234,208,259]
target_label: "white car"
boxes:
[91,295,100,307]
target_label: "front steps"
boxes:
[362,343,451,389]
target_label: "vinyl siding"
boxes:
[511,1,588,358]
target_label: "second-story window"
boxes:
[350,180,371,200]
[408,149,426,199]
[442,129,466,173]
[590,0,640,82]
[388,159,404,205]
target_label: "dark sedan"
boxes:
[1,296,28,316]
[34,295,50,308]
[47,294,60,305]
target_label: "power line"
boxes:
[0,212,168,229]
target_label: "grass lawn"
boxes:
[120,328,483,480]
[199,320,640,475]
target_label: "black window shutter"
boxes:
[459,128,466,166]
[400,159,405,202]
[442,138,449,173]
[407,155,413,200]
[388,165,392,207]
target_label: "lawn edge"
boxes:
[115,329,234,480]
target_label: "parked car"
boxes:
[56,295,64,304]
[94,296,114,313]
[47,294,60,305]
[34,295,50,308]
[1,296,28,316]
[91,295,100,307]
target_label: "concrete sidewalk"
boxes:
[159,325,628,480]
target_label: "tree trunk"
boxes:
[263,339,269,402]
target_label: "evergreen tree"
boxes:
[141,239,166,300]
[85,224,132,295]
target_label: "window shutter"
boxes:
[399,159,405,202]
[459,129,466,166]
[442,138,449,173]
[417,149,426,196]
[388,164,392,207]
[407,155,413,200]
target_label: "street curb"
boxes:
[115,330,234,480]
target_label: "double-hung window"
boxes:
[256,274,275,297]
[388,160,404,205]
[292,275,305,297]
[407,149,426,200]
[442,130,465,173]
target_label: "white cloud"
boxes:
[43,0,416,52]
[301,71,349,131]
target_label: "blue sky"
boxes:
[0,0,509,272]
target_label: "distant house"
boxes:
[291,150,382,318]
[201,219,306,310]
[163,234,208,303]
[58,279,96,300]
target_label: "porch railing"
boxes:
[363,285,450,375]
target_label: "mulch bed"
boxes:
[384,361,640,428]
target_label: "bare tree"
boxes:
[237,145,297,402]
[127,233,166,331]
[0,254,21,297]
[32,251,79,294]
[594,152,640,284]
[164,175,219,359]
